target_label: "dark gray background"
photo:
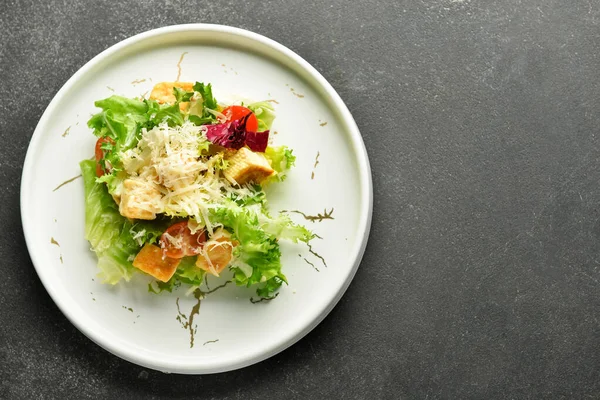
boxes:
[1,0,599,398]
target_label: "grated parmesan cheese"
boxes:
[119,121,257,228]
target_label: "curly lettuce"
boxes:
[209,202,312,297]
[264,145,296,182]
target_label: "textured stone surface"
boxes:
[2,0,600,398]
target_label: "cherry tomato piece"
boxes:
[159,221,207,258]
[222,105,259,132]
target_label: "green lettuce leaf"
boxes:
[128,218,171,247]
[260,213,314,243]
[228,184,267,208]
[264,145,296,183]
[187,82,218,125]
[88,96,148,149]
[210,201,311,297]
[81,159,139,284]
[265,145,295,172]
[175,257,206,286]
[148,280,179,294]
[247,101,276,131]
[146,99,185,127]
[148,256,205,294]
[193,82,217,110]
[256,277,285,298]
[173,87,194,103]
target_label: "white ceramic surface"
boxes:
[20,24,372,374]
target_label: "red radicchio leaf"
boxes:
[204,115,249,149]
[245,130,270,152]
[204,114,269,152]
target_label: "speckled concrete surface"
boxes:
[2,0,600,398]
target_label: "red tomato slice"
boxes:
[222,105,259,132]
[159,221,207,259]
[95,137,115,177]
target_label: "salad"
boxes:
[81,81,313,297]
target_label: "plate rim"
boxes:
[20,23,373,374]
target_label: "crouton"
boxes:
[132,244,180,282]
[119,178,162,220]
[149,82,194,111]
[223,147,275,185]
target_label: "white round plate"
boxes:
[21,24,372,374]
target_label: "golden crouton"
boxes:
[132,244,180,282]
[223,147,275,185]
[149,81,194,111]
[119,178,163,220]
[196,229,237,276]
